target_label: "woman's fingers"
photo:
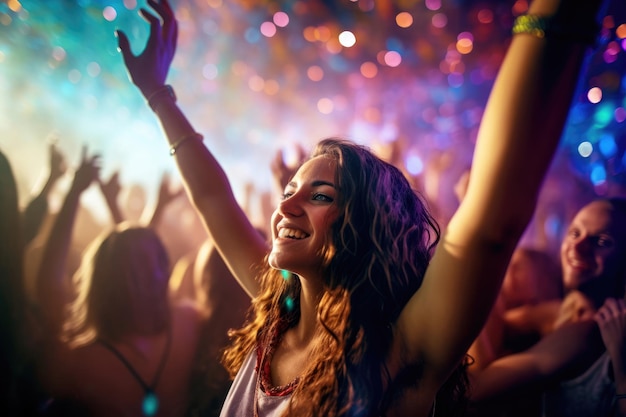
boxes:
[140,8,161,40]
[115,30,133,61]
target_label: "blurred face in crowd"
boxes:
[560,200,626,302]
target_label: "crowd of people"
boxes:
[1,0,624,416]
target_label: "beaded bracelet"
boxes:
[147,85,177,112]
[512,15,549,38]
[169,133,203,156]
[512,14,600,45]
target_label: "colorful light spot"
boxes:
[590,163,606,186]
[594,103,614,127]
[425,0,441,11]
[396,12,413,28]
[432,13,447,29]
[338,31,356,48]
[587,87,602,104]
[307,65,324,82]
[123,0,137,9]
[599,134,617,157]
[578,141,593,157]
[360,62,377,78]
[260,21,277,38]
[406,155,423,175]
[318,98,334,114]
[102,6,117,22]
[273,11,289,28]
[477,9,493,24]
[284,296,294,311]
[383,51,402,67]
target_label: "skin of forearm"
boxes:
[152,100,234,208]
[612,354,626,393]
[35,185,82,333]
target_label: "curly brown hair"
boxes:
[223,138,469,416]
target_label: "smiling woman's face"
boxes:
[269,155,340,281]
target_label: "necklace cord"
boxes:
[98,327,172,393]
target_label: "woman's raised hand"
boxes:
[72,146,101,194]
[115,0,178,98]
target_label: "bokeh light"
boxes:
[587,87,603,103]
[0,0,623,244]
[578,141,594,157]
[317,98,333,114]
[102,6,117,21]
[396,12,413,28]
[7,0,21,13]
[338,31,356,48]
[307,65,324,82]
[456,32,474,55]
[360,61,377,78]
[273,11,289,27]
[406,155,424,175]
[260,21,277,37]
[383,50,402,67]
[477,9,493,24]
[432,13,447,29]
[425,0,441,11]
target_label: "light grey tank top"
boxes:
[542,351,615,417]
[219,351,292,417]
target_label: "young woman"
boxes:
[116,0,606,415]
[33,151,204,416]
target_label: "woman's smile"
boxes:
[277,226,310,240]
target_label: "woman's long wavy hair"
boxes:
[223,138,468,416]
[63,224,171,347]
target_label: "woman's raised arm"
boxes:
[35,148,100,336]
[396,0,606,381]
[116,0,267,297]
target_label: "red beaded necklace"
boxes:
[253,322,299,417]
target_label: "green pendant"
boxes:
[142,390,159,416]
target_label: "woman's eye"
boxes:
[281,192,294,200]
[313,193,333,202]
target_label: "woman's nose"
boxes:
[277,192,304,217]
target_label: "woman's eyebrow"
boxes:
[287,180,336,189]
[311,180,335,188]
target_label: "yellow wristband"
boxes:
[512,14,600,45]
